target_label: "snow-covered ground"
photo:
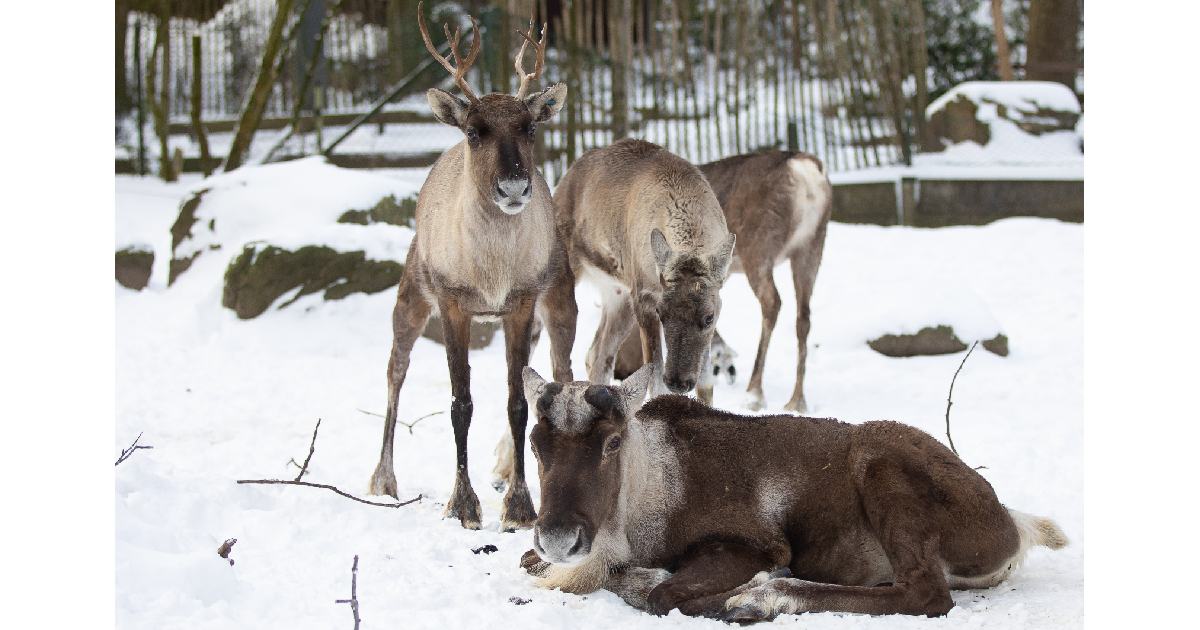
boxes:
[116,172,1082,629]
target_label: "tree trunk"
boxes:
[224,0,298,172]
[990,0,1015,80]
[152,1,176,182]
[610,0,632,140]
[116,0,132,117]
[1026,0,1081,90]
[908,0,933,151]
[191,35,213,177]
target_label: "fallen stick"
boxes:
[334,555,361,630]
[236,479,421,509]
[944,341,986,470]
[356,408,444,434]
[291,418,322,480]
[115,432,154,466]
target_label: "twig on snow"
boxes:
[236,479,421,509]
[289,418,322,480]
[217,538,237,565]
[944,341,978,459]
[334,555,361,630]
[356,408,444,434]
[115,432,154,466]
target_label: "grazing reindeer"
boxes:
[607,150,830,411]
[519,366,1067,621]
[367,4,572,531]
[546,139,735,398]
[614,329,736,405]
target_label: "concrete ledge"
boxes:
[832,178,1083,226]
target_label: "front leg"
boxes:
[499,296,538,531]
[440,297,481,529]
[519,549,671,609]
[643,541,776,617]
[634,290,669,399]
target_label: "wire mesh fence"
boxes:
[122,0,942,176]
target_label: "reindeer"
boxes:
[610,151,831,411]
[367,3,574,531]
[544,139,735,399]
[518,366,1068,621]
[614,329,736,406]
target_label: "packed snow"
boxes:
[116,169,1082,629]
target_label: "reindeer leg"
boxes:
[499,296,538,531]
[640,541,775,617]
[696,342,715,405]
[742,258,781,412]
[783,225,826,413]
[585,291,636,385]
[635,290,668,399]
[440,297,482,529]
[723,462,954,621]
[541,247,578,384]
[369,265,432,498]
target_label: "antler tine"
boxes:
[513,19,548,99]
[416,1,480,103]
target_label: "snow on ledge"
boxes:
[926,80,1081,120]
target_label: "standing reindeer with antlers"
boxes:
[368,3,573,531]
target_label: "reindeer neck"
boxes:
[613,417,682,563]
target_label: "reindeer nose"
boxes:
[665,376,695,393]
[497,178,531,200]
[534,524,590,564]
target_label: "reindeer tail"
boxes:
[1008,508,1069,552]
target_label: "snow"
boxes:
[116,177,1082,628]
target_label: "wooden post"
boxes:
[152,1,176,182]
[191,35,213,177]
[133,20,146,175]
[224,0,299,172]
[907,0,932,152]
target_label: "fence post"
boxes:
[192,35,213,176]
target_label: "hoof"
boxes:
[783,397,807,414]
[491,477,508,494]
[520,548,550,577]
[444,482,482,530]
[500,484,537,531]
[722,605,771,624]
[368,463,399,499]
[744,391,766,412]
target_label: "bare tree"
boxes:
[1026,0,1082,90]
[990,0,1015,80]
[224,0,299,171]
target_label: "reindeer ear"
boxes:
[525,82,567,123]
[620,363,654,413]
[427,88,469,128]
[710,232,736,278]
[522,366,548,408]
[650,228,673,274]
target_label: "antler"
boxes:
[417,1,481,104]
[513,15,547,99]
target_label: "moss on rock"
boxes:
[169,188,209,285]
[337,194,418,227]
[222,243,403,319]
[115,246,154,290]
[421,314,499,350]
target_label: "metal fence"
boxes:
[123,0,935,176]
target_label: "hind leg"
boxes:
[783,225,826,413]
[724,461,955,620]
[369,263,432,497]
[742,257,781,411]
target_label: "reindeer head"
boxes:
[650,228,736,394]
[522,364,654,565]
[419,3,566,215]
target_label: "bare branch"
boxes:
[417,1,481,103]
[292,418,322,481]
[944,341,979,457]
[357,409,444,435]
[237,479,421,509]
[334,555,361,630]
[115,432,154,466]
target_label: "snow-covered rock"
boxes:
[165,158,417,317]
[925,81,1081,154]
[116,245,154,291]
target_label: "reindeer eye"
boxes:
[465,126,479,142]
[702,314,715,328]
[605,435,622,454]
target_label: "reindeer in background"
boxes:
[367,3,573,531]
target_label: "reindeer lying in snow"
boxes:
[519,365,1067,621]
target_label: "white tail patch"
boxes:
[947,508,1069,589]
[779,156,831,264]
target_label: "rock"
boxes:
[169,188,209,285]
[868,326,1008,358]
[337,194,417,227]
[925,81,1081,152]
[116,246,154,290]
[421,313,499,350]
[222,243,403,319]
